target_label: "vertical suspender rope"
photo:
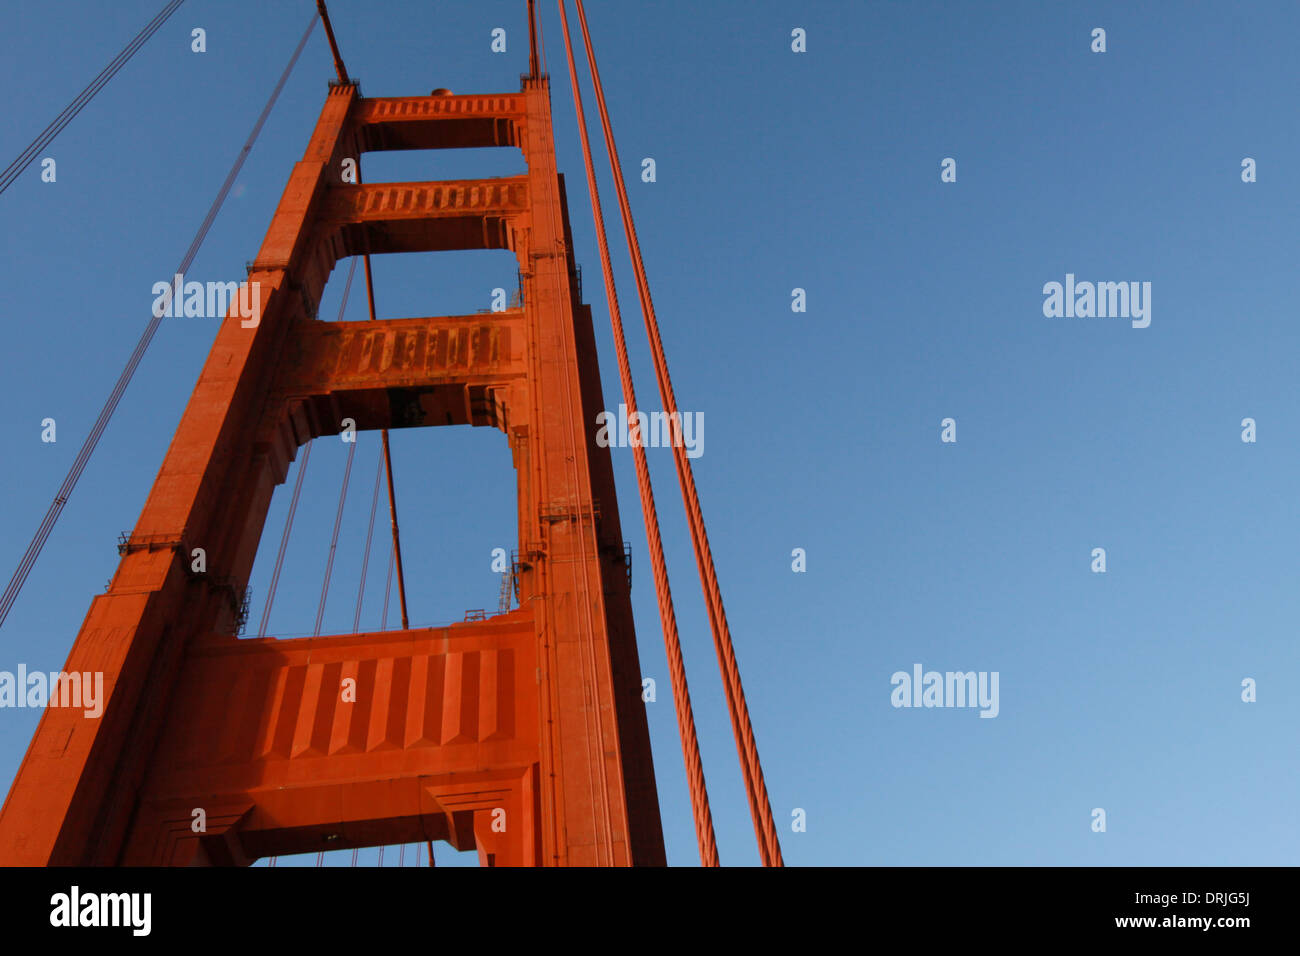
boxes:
[354,443,387,631]
[381,544,395,630]
[569,0,784,867]
[258,441,312,639]
[314,423,357,635]
[556,0,719,868]
[362,250,411,631]
[313,258,360,635]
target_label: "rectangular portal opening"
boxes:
[244,422,518,640]
[317,248,523,323]
[361,146,528,185]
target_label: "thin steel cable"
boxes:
[381,543,395,630]
[0,1,181,189]
[0,2,177,190]
[354,442,386,631]
[314,438,356,635]
[571,0,784,866]
[556,0,718,867]
[363,254,411,631]
[377,428,409,629]
[0,12,320,632]
[312,258,360,636]
[258,441,313,639]
[0,0,186,195]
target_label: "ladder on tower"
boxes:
[498,569,512,612]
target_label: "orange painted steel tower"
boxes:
[0,69,666,865]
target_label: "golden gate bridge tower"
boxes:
[0,0,782,867]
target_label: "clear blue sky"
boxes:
[2,0,1298,866]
